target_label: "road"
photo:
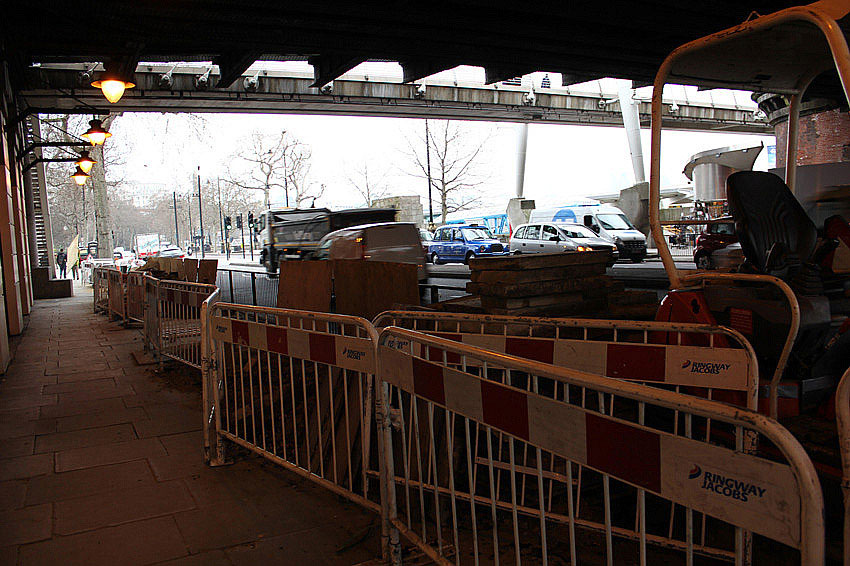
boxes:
[215,255,695,307]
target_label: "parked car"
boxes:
[112,247,137,268]
[693,217,738,269]
[509,222,618,265]
[156,246,186,259]
[314,222,427,281]
[419,229,433,261]
[428,224,508,264]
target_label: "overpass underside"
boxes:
[20,65,771,133]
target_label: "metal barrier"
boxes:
[376,327,823,565]
[216,268,279,307]
[157,279,218,369]
[126,271,145,324]
[836,367,850,566]
[374,311,760,411]
[202,302,383,516]
[106,268,127,321]
[143,274,160,355]
[92,266,109,313]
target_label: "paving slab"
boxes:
[0,504,52,546]
[0,454,53,481]
[34,423,137,453]
[25,460,155,505]
[55,437,167,473]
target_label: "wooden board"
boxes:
[469,250,610,271]
[175,259,188,281]
[488,298,608,317]
[197,259,218,284]
[277,260,332,312]
[470,262,606,284]
[184,259,199,282]
[334,260,420,321]
[468,275,610,298]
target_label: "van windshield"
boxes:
[597,214,634,230]
[461,228,493,240]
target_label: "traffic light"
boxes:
[224,216,232,231]
[247,212,254,227]
[236,213,243,229]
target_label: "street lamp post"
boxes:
[217,178,225,254]
[172,192,179,246]
[197,167,205,258]
[425,120,434,226]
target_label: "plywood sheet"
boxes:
[184,259,199,282]
[197,259,218,284]
[277,261,333,312]
[334,260,419,321]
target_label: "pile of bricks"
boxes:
[459,251,657,318]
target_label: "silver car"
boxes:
[510,222,618,265]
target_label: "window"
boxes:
[452,229,465,241]
[461,227,491,240]
[525,225,541,240]
[710,223,735,235]
[562,224,597,239]
[597,214,634,230]
[437,229,450,241]
[542,225,560,240]
[514,226,527,239]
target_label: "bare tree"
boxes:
[403,120,490,223]
[226,130,313,209]
[346,162,388,206]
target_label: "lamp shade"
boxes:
[91,62,135,103]
[71,166,90,186]
[81,119,111,146]
[75,151,96,174]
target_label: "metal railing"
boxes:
[126,271,145,324]
[377,327,824,566]
[157,280,218,369]
[835,367,850,566]
[202,302,383,515]
[374,311,760,411]
[92,266,109,313]
[106,268,127,321]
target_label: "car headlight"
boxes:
[479,245,487,252]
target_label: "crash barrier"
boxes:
[142,274,160,354]
[836,367,850,566]
[373,311,760,411]
[92,266,109,313]
[202,302,382,514]
[199,301,823,565]
[125,271,145,324]
[679,272,800,418]
[106,268,127,321]
[156,279,218,369]
[377,327,824,566]
[216,268,279,307]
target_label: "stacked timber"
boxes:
[458,251,657,319]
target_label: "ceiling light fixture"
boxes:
[81,119,111,146]
[91,61,135,103]
[75,150,96,173]
[71,166,90,185]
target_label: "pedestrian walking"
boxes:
[71,259,79,280]
[56,248,67,278]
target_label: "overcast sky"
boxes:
[110,112,775,216]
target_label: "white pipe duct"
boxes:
[619,81,646,184]
[515,123,529,198]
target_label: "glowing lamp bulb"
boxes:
[81,119,111,146]
[71,166,90,186]
[75,151,96,174]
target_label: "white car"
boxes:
[509,222,618,265]
[314,222,427,281]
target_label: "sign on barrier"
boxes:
[376,328,823,565]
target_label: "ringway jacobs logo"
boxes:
[342,347,366,361]
[681,359,732,375]
[688,464,766,502]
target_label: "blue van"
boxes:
[428,225,508,264]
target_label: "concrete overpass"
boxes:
[19,62,771,133]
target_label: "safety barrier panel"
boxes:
[376,327,823,566]
[92,266,109,313]
[374,311,760,411]
[157,279,218,369]
[836,367,850,566]
[202,302,383,516]
[126,271,145,324]
[106,268,127,321]
[143,274,160,354]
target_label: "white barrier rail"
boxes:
[377,327,823,566]
[203,302,383,517]
[374,311,760,411]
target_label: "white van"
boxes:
[313,222,427,281]
[530,204,647,262]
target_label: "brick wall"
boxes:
[775,108,850,167]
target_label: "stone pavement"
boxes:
[0,286,380,565]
